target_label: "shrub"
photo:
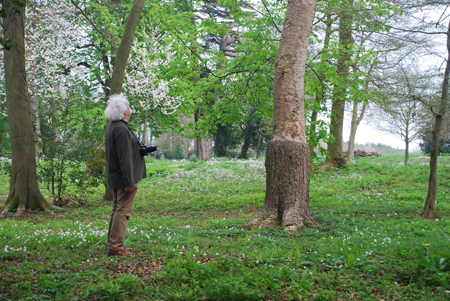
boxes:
[189,154,198,162]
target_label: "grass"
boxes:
[1,153,450,300]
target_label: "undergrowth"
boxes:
[1,153,450,300]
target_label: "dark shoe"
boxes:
[107,249,134,256]
[105,247,134,253]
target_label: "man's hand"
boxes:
[124,186,135,192]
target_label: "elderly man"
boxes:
[104,94,146,256]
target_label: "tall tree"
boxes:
[1,0,55,216]
[125,29,181,144]
[320,0,354,169]
[371,67,426,164]
[346,63,372,163]
[109,0,145,96]
[248,0,317,231]
[102,0,145,201]
[160,1,278,162]
[422,18,450,218]
[27,0,90,157]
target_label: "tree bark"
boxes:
[422,19,450,218]
[238,135,251,159]
[194,108,210,161]
[109,0,144,94]
[347,62,372,163]
[1,0,55,216]
[102,0,145,201]
[248,0,317,231]
[347,101,366,163]
[404,123,410,164]
[321,0,354,169]
[404,135,410,164]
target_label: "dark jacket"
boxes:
[105,120,147,189]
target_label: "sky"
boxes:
[339,7,449,154]
[342,121,420,151]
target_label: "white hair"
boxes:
[104,94,129,121]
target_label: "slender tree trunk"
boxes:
[248,0,317,231]
[423,115,443,218]
[422,19,450,218]
[347,102,358,164]
[102,0,145,201]
[321,0,354,169]
[404,125,410,164]
[404,138,409,164]
[143,111,148,145]
[347,63,372,163]
[256,130,262,159]
[347,102,366,163]
[109,0,144,94]
[1,0,55,216]
[238,119,253,159]
[28,1,42,157]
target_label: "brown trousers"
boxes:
[107,183,138,250]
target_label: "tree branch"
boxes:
[385,25,447,36]
[75,43,95,49]
[70,0,116,50]
[261,0,282,34]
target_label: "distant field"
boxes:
[1,152,450,300]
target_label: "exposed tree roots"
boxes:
[247,215,315,232]
[420,209,436,219]
[0,191,61,217]
[318,155,347,170]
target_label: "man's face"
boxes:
[123,102,132,121]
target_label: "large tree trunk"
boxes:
[422,19,450,218]
[238,118,253,159]
[196,137,210,161]
[238,135,251,159]
[194,108,210,161]
[321,0,354,169]
[248,0,317,231]
[102,0,145,201]
[1,0,55,216]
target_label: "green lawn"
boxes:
[1,153,450,300]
